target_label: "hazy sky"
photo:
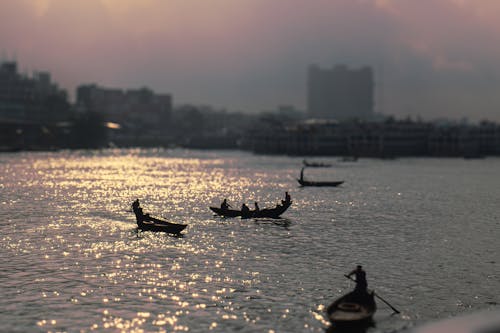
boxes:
[2,0,500,121]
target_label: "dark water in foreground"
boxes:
[1,149,499,332]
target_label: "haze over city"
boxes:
[2,0,500,121]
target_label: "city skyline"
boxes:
[2,0,500,121]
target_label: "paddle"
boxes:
[344,275,400,314]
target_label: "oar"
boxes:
[344,275,400,314]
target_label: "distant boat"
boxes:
[297,167,344,187]
[297,179,344,187]
[326,290,376,326]
[303,159,332,168]
[210,200,292,219]
[132,202,187,235]
[138,215,187,234]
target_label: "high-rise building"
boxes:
[307,64,374,121]
[76,84,171,127]
[0,61,69,122]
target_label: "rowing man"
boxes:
[221,199,231,211]
[346,265,368,293]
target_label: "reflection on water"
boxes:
[0,149,499,332]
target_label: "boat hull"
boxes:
[135,214,187,235]
[297,179,344,187]
[327,291,376,326]
[209,207,242,217]
[303,162,332,168]
[138,221,187,234]
[210,200,292,219]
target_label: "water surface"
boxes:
[1,149,499,332]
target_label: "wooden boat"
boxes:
[210,200,292,219]
[298,167,344,187]
[209,207,242,217]
[297,179,344,187]
[139,215,187,234]
[133,210,187,235]
[326,290,376,326]
[303,159,332,168]
[245,200,292,219]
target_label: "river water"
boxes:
[1,149,499,333]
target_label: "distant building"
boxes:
[77,84,171,126]
[76,84,172,146]
[261,105,305,121]
[0,60,71,150]
[246,119,500,158]
[307,64,374,121]
[0,61,69,123]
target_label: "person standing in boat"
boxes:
[346,265,368,293]
[254,202,260,212]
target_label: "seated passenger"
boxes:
[282,192,291,205]
[241,203,250,214]
[221,199,231,211]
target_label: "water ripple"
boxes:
[0,151,499,332]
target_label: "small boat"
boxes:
[297,167,344,187]
[326,290,376,326]
[303,159,332,168]
[297,179,344,187]
[132,202,187,235]
[138,214,187,234]
[209,207,242,218]
[210,200,292,219]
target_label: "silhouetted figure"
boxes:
[132,199,142,217]
[282,191,291,205]
[254,202,260,212]
[346,265,368,293]
[132,199,140,211]
[300,167,305,181]
[221,199,231,211]
[241,203,250,215]
[132,199,145,225]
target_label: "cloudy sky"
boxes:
[1,0,500,121]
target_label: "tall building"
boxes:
[76,84,171,129]
[76,84,172,146]
[307,64,374,121]
[0,60,69,123]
